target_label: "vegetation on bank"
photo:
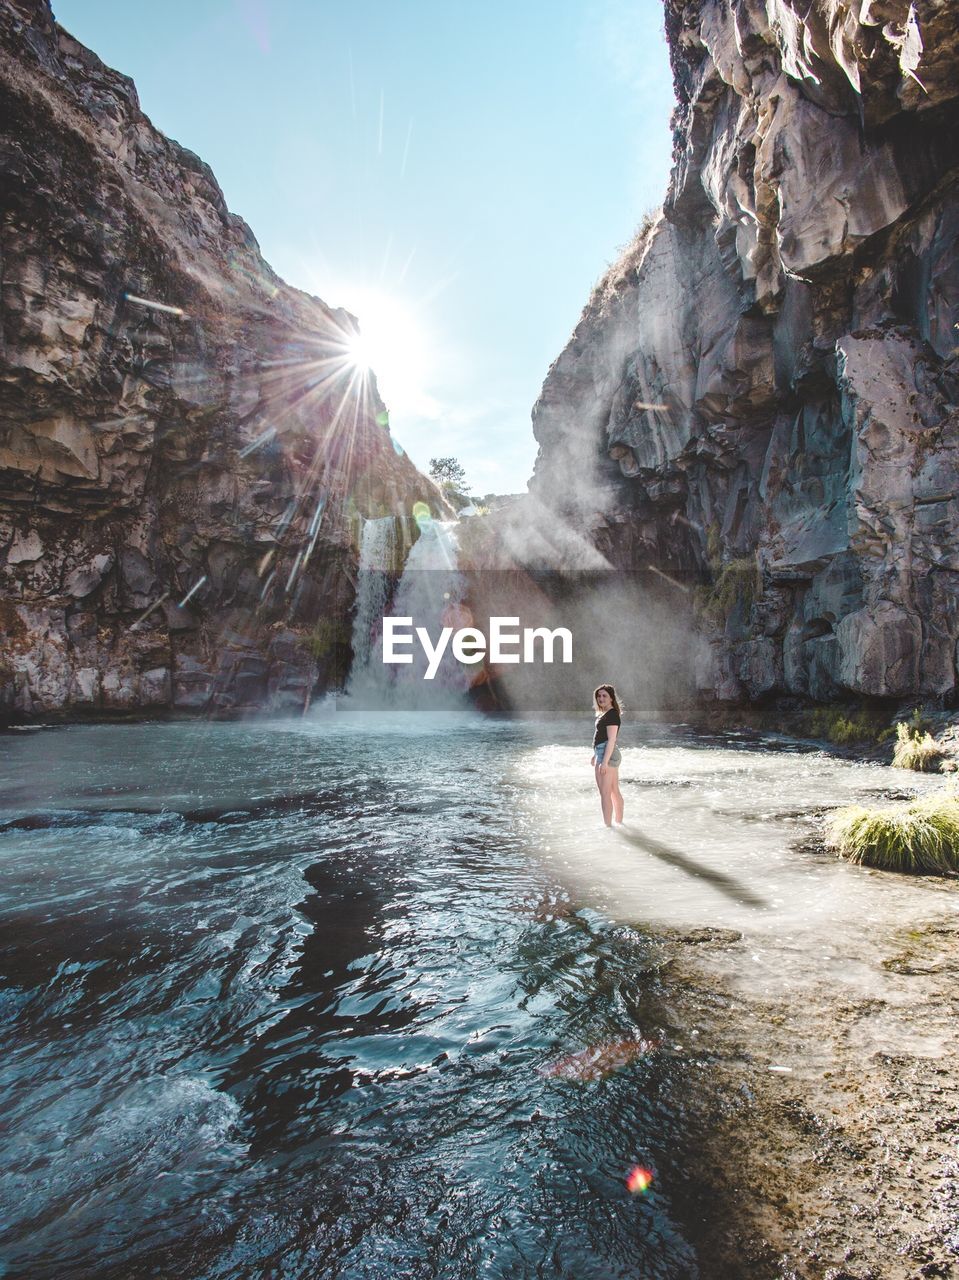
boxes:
[891,720,946,772]
[803,704,888,747]
[826,792,959,874]
[791,703,954,767]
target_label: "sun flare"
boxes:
[340,288,437,419]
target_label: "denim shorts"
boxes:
[594,740,622,768]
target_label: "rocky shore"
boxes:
[658,906,959,1278]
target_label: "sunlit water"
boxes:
[0,713,954,1279]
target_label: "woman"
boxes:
[591,684,624,827]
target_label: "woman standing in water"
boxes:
[591,684,624,827]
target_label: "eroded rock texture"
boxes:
[530,0,959,705]
[0,0,436,717]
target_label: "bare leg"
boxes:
[610,769,624,823]
[594,762,609,824]
[597,767,615,826]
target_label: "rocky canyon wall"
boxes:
[0,0,438,718]
[529,0,959,706]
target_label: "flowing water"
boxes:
[0,712,954,1279]
[347,519,469,707]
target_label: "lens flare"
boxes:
[124,293,185,317]
[129,591,170,631]
[412,501,432,528]
[626,1165,654,1195]
[178,575,207,608]
[346,328,374,371]
[238,425,277,458]
[646,564,691,594]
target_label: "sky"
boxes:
[52,0,675,496]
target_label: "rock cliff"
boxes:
[0,0,437,718]
[530,0,959,706]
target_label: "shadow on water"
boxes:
[219,855,418,1158]
[613,825,769,911]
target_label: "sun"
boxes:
[340,288,437,419]
[345,326,375,371]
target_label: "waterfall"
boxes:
[346,516,471,708]
[348,517,402,676]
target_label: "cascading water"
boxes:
[346,514,472,708]
[348,516,403,677]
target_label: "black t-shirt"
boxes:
[593,708,621,747]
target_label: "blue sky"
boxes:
[53,0,674,495]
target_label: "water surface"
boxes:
[0,714,951,1278]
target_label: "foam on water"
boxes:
[0,1067,247,1271]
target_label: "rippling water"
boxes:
[0,713,951,1278]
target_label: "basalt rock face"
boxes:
[0,0,436,718]
[530,0,959,706]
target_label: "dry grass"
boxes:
[589,208,661,312]
[826,793,959,873]
[892,721,945,772]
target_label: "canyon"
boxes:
[1,0,958,718]
[528,0,959,710]
[0,0,437,718]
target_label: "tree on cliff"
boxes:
[428,457,467,490]
[429,456,472,507]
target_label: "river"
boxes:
[1,712,954,1278]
